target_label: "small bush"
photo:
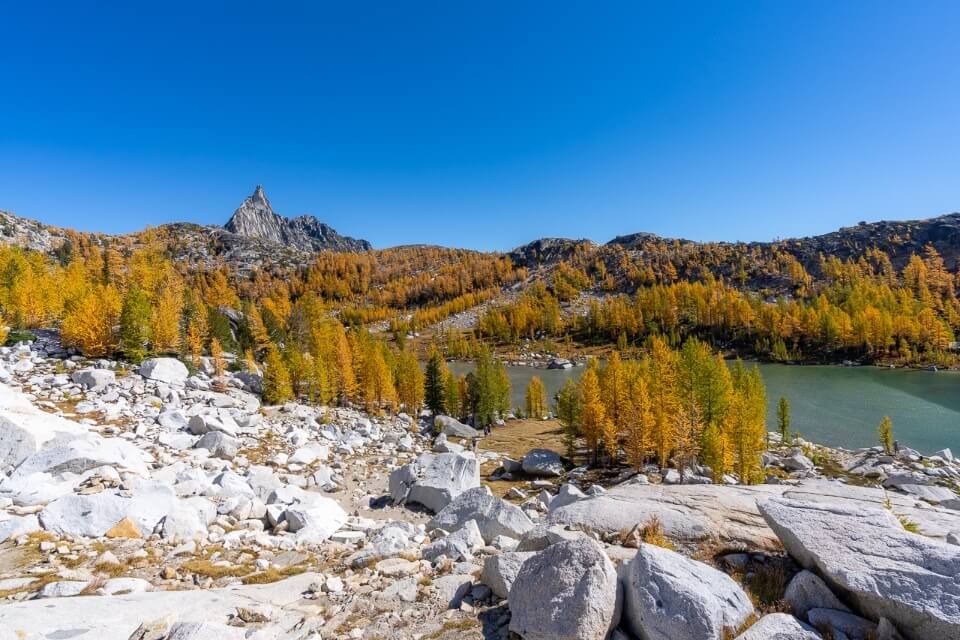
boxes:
[5,329,37,346]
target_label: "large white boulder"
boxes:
[620,542,754,640]
[0,383,84,470]
[39,491,132,537]
[9,433,148,479]
[139,358,189,386]
[402,452,480,513]
[427,486,533,543]
[40,482,177,538]
[508,537,620,640]
[0,572,318,640]
[735,614,822,640]
[759,497,960,640]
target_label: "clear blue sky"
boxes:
[1,2,959,251]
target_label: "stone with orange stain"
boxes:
[105,517,142,539]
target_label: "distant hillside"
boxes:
[508,212,960,294]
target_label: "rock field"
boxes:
[2,333,960,639]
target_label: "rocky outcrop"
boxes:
[224,185,370,253]
[0,572,320,640]
[620,542,755,640]
[548,479,960,549]
[759,497,960,640]
[508,538,621,640]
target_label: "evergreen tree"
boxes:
[424,348,447,415]
[443,371,461,419]
[119,285,152,362]
[555,378,581,459]
[777,397,791,443]
[262,346,293,405]
[468,348,505,427]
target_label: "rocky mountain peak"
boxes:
[249,184,270,208]
[223,186,371,253]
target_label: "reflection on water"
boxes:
[448,361,960,454]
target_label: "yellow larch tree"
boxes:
[524,376,546,419]
[61,284,122,357]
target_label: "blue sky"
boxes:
[1,2,959,251]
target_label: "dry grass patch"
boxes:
[240,565,306,585]
[180,559,253,580]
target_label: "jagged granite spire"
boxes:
[224,186,371,252]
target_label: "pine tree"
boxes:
[262,346,293,405]
[424,348,447,415]
[119,285,152,362]
[878,416,894,454]
[444,372,462,419]
[777,397,791,443]
[525,376,546,419]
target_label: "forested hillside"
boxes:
[1,200,960,371]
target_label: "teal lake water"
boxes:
[448,362,960,454]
